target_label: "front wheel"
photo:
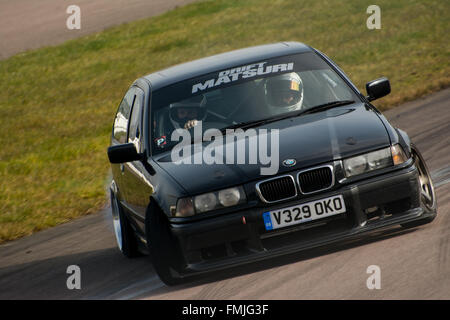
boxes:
[401,145,437,228]
[146,205,184,286]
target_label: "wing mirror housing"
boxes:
[107,143,143,163]
[366,77,391,101]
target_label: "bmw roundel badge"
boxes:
[282,159,296,167]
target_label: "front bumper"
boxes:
[170,164,433,277]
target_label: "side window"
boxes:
[113,88,136,143]
[128,88,144,151]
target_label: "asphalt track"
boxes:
[0,0,197,59]
[0,88,449,300]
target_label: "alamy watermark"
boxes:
[66,5,81,30]
[367,5,381,30]
[66,265,81,290]
[170,123,280,175]
[366,265,381,290]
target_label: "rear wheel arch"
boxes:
[110,189,141,258]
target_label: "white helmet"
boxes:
[169,95,207,129]
[264,72,303,115]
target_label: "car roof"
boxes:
[142,41,313,90]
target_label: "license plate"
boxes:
[262,195,346,231]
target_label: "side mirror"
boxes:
[366,77,391,101]
[107,143,143,164]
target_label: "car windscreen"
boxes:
[150,52,360,155]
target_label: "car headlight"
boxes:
[194,193,218,213]
[175,186,246,216]
[218,188,242,207]
[344,147,393,177]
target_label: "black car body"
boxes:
[107,42,437,285]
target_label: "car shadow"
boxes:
[140,224,419,298]
[0,246,157,300]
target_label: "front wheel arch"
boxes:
[395,128,412,156]
[401,144,437,228]
[411,144,437,212]
[145,200,185,285]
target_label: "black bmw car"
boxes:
[107,42,437,285]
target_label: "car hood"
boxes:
[154,103,391,195]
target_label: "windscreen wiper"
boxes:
[218,100,355,134]
[219,115,291,133]
[296,100,355,116]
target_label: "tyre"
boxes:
[146,204,184,286]
[110,191,141,258]
[401,145,437,228]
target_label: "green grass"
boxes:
[0,0,449,243]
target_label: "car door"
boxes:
[121,86,153,236]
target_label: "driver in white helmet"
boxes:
[264,72,304,115]
[169,95,206,130]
